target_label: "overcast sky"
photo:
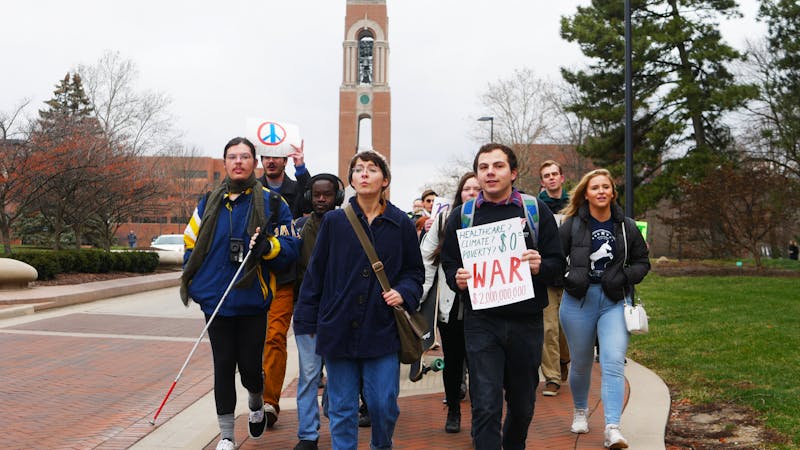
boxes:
[1,0,765,211]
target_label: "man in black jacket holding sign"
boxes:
[440,143,564,450]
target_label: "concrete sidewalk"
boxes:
[0,273,669,449]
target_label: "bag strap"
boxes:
[621,217,639,306]
[344,204,391,293]
[344,204,423,335]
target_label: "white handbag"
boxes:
[624,297,649,334]
[621,219,648,334]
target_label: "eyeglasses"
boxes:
[225,153,253,162]
[353,166,381,175]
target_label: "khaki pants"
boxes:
[262,283,295,411]
[541,286,570,384]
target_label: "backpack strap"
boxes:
[520,194,540,246]
[460,194,540,249]
[460,198,476,229]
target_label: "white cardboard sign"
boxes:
[456,217,534,310]
[246,118,301,157]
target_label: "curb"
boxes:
[0,272,181,315]
[622,358,670,449]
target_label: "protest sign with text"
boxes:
[456,217,534,310]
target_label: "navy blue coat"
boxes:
[293,197,424,359]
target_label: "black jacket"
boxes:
[259,170,311,285]
[258,169,311,220]
[559,203,650,301]
[440,197,565,318]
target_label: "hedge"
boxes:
[9,250,159,280]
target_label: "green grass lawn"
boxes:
[632,273,800,447]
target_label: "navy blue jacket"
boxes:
[293,197,424,359]
[183,187,300,317]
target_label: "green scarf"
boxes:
[180,173,266,305]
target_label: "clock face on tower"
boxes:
[359,94,370,105]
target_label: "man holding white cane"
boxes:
[180,137,299,450]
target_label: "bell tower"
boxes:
[338,0,391,183]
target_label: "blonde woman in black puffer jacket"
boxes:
[557,169,650,449]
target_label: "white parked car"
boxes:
[151,234,185,252]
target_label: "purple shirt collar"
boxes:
[475,188,523,209]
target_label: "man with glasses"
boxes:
[256,143,312,428]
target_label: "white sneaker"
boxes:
[215,438,235,450]
[570,408,589,434]
[604,424,629,448]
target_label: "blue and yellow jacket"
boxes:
[183,187,300,317]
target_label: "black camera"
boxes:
[229,238,245,263]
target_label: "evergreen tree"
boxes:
[38,73,94,130]
[753,0,800,177]
[560,0,757,210]
[33,72,104,249]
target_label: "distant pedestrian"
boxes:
[789,240,799,260]
[127,230,137,248]
[558,168,650,449]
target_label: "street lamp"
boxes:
[477,116,494,142]
[624,0,633,218]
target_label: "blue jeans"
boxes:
[325,353,400,450]
[295,334,323,441]
[559,284,629,425]
[463,309,543,450]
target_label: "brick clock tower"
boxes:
[338,0,391,185]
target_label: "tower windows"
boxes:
[358,32,374,85]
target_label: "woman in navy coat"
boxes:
[294,150,424,450]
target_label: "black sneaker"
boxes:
[248,407,266,439]
[264,403,278,428]
[358,403,371,427]
[445,407,461,433]
[293,439,319,450]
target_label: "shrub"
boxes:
[7,249,159,279]
[9,252,62,280]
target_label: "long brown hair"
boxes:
[561,168,617,218]
[452,171,477,208]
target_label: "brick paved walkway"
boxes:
[207,368,614,449]
[1,304,621,449]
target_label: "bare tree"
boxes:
[0,99,30,140]
[479,68,559,193]
[736,40,800,178]
[421,151,474,202]
[78,50,179,156]
[666,162,800,267]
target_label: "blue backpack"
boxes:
[460,193,540,249]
